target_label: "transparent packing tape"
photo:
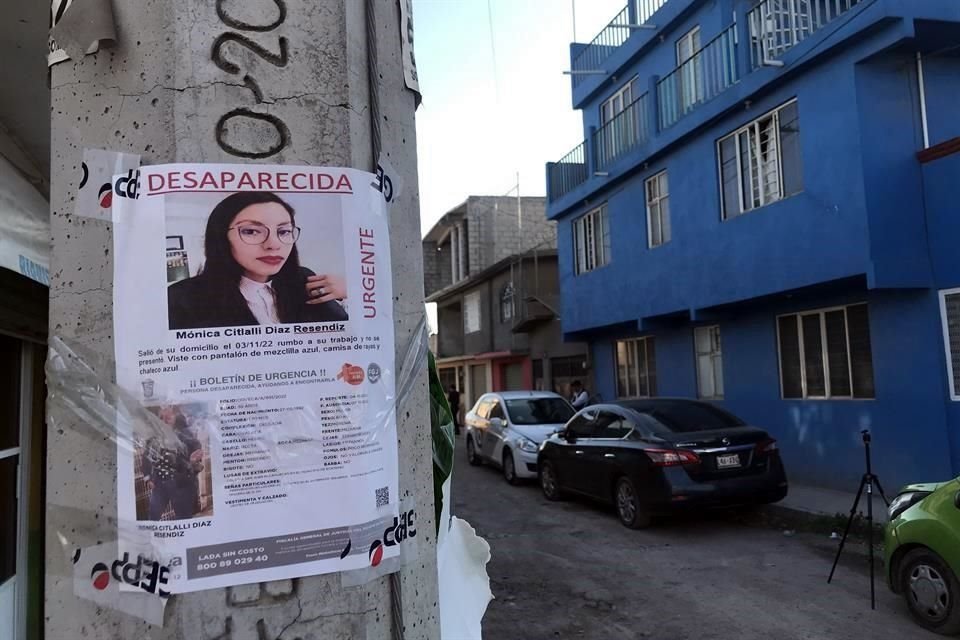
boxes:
[45,312,431,623]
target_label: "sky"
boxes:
[412,0,626,236]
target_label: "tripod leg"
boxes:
[867,476,876,610]
[828,476,866,584]
[872,475,890,508]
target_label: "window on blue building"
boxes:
[695,326,723,399]
[938,290,960,400]
[645,171,671,248]
[615,337,657,398]
[776,303,874,399]
[718,99,803,219]
[676,27,702,113]
[573,205,610,274]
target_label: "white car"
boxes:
[464,391,576,484]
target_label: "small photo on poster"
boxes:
[164,191,350,330]
[134,403,214,521]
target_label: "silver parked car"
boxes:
[464,391,575,484]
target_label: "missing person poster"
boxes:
[111,163,401,593]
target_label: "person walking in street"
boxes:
[447,385,462,435]
[570,380,589,410]
[141,406,204,520]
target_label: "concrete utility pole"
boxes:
[46,1,438,638]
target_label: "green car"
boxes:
[886,477,960,635]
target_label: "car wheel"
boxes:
[466,436,481,466]
[901,548,960,635]
[502,450,520,485]
[539,461,564,501]
[615,477,652,530]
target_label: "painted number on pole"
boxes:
[212,0,291,158]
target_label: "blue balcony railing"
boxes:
[571,0,669,88]
[748,0,862,69]
[594,93,650,172]
[657,25,738,131]
[548,142,588,201]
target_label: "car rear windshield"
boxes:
[632,401,745,433]
[504,398,575,425]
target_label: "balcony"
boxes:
[570,0,671,88]
[748,0,864,69]
[549,0,867,203]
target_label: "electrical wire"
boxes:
[487,0,500,102]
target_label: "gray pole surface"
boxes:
[45,1,438,638]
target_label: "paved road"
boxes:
[450,438,929,640]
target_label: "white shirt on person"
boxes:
[239,276,280,324]
[571,390,589,409]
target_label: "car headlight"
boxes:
[888,491,931,520]
[517,437,538,453]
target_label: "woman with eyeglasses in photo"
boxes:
[167,191,349,330]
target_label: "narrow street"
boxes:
[450,438,927,640]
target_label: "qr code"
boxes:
[375,486,390,508]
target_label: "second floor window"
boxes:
[777,303,874,399]
[464,291,481,334]
[500,283,514,323]
[676,27,702,112]
[600,77,639,125]
[718,99,803,219]
[645,171,671,247]
[615,337,657,398]
[573,205,610,275]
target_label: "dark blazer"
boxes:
[167,267,348,330]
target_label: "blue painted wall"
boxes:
[586,287,957,490]
[553,0,960,490]
[560,58,872,335]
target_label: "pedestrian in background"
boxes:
[447,385,461,435]
[570,380,589,410]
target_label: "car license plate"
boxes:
[716,453,741,469]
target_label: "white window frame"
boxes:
[775,303,870,400]
[676,26,703,111]
[615,336,656,399]
[573,205,610,275]
[939,287,960,401]
[600,76,638,125]
[717,99,799,220]
[464,291,481,334]
[694,325,723,399]
[645,171,670,248]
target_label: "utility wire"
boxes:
[486,0,500,102]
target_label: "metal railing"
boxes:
[571,0,670,87]
[657,25,738,130]
[548,142,588,201]
[748,0,862,68]
[594,93,650,172]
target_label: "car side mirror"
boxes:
[563,430,576,443]
[489,417,503,429]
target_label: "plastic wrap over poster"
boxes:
[111,163,399,593]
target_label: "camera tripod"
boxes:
[827,429,889,610]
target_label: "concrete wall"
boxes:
[45,0,439,637]
[465,196,554,270]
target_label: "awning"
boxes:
[0,154,49,285]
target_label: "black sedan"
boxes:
[537,398,788,528]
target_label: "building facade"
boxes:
[424,197,591,412]
[546,0,960,491]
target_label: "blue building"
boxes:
[546,0,960,492]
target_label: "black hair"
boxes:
[199,191,305,322]
[571,380,582,388]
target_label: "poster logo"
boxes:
[367,363,381,383]
[114,169,141,200]
[79,161,89,189]
[90,562,111,590]
[337,363,365,385]
[98,183,113,208]
[368,540,384,567]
